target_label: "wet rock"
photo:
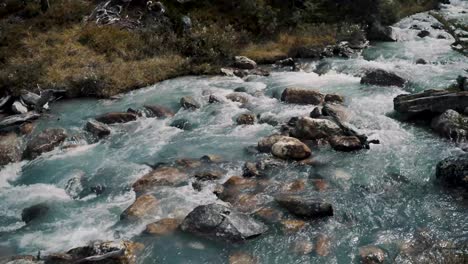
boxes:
[233,56,257,70]
[0,112,41,130]
[133,167,188,193]
[170,119,193,130]
[222,176,258,197]
[276,58,296,68]
[280,219,306,233]
[258,134,288,152]
[361,69,406,87]
[226,93,249,105]
[436,153,468,189]
[208,94,223,103]
[254,207,284,223]
[176,158,202,169]
[310,107,322,118]
[281,179,306,193]
[121,194,159,221]
[457,75,467,91]
[0,133,22,166]
[20,91,41,107]
[314,61,332,76]
[18,122,35,135]
[23,128,67,159]
[145,218,181,236]
[325,94,344,104]
[313,179,329,192]
[65,171,86,199]
[416,58,428,65]
[85,120,111,139]
[276,195,333,219]
[291,240,314,255]
[394,89,468,116]
[180,96,201,110]
[243,162,260,177]
[200,154,222,163]
[21,204,49,224]
[281,88,325,105]
[329,136,364,152]
[236,113,256,125]
[292,117,343,140]
[359,245,386,264]
[315,234,331,256]
[180,203,268,242]
[417,30,431,38]
[127,108,143,117]
[229,252,257,264]
[95,112,138,124]
[367,20,396,42]
[322,103,350,122]
[194,170,224,181]
[430,110,468,142]
[271,136,312,160]
[11,101,28,114]
[144,105,174,118]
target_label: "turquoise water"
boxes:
[0,3,467,263]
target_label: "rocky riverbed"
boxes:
[0,1,467,264]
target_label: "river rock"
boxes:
[291,239,314,255]
[120,194,159,221]
[0,133,22,166]
[243,162,260,177]
[226,93,249,105]
[276,195,333,219]
[280,219,306,233]
[145,218,181,236]
[194,169,224,181]
[271,136,312,160]
[0,112,41,130]
[208,94,223,103]
[132,167,188,193]
[200,154,222,163]
[281,88,325,105]
[11,101,28,114]
[236,113,256,125]
[21,203,49,224]
[233,56,257,70]
[180,96,201,110]
[258,134,289,152]
[65,171,86,199]
[144,105,175,118]
[85,120,111,139]
[180,203,268,242]
[19,122,35,135]
[367,20,396,41]
[325,94,344,104]
[314,61,332,75]
[23,128,67,159]
[228,252,257,264]
[329,136,364,152]
[315,234,331,256]
[416,58,428,65]
[417,30,430,38]
[359,245,386,264]
[361,69,406,87]
[292,117,343,140]
[322,103,350,122]
[95,112,138,124]
[435,154,468,189]
[394,89,468,116]
[457,75,467,91]
[430,110,468,141]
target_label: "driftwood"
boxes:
[0,112,40,130]
[394,89,468,115]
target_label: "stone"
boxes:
[0,133,22,166]
[143,105,174,118]
[367,20,396,41]
[416,58,427,65]
[120,194,159,221]
[85,120,111,139]
[226,93,249,105]
[21,203,49,224]
[280,219,306,233]
[200,154,222,163]
[176,158,202,168]
[359,245,386,264]
[145,218,181,236]
[394,89,468,116]
[310,107,322,118]
[243,162,260,177]
[180,96,201,110]
[325,94,344,104]
[233,56,257,70]
[315,234,331,256]
[322,103,350,122]
[281,88,325,105]
[276,195,333,219]
[361,69,406,87]
[194,170,224,181]
[18,122,35,135]
[435,154,468,189]
[23,128,67,159]
[208,94,223,103]
[65,170,86,199]
[236,113,256,125]
[254,207,284,223]
[417,30,430,38]
[281,179,306,193]
[271,136,312,160]
[292,117,343,140]
[314,61,332,75]
[0,112,41,130]
[291,240,314,255]
[95,112,138,124]
[180,203,268,242]
[11,101,28,114]
[258,134,289,152]
[457,75,467,91]
[229,252,257,264]
[276,58,295,67]
[170,119,193,130]
[132,167,188,193]
[329,136,364,152]
[430,110,468,142]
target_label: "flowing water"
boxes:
[1,2,467,264]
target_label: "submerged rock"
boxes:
[394,89,468,116]
[0,133,22,166]
[436,154,468,189]
[233,56,257,70]
[85,120,111,139]
[180,96,201,110]
[228,252,258,264]
[132,167,188,193]
[145,218,181,236]
[281,88,325,105]
[95,112,138,124]
[180,203,268,242]
[280,219,306,233]
[236,113,256,125]
[359,245,386,264]
[291,239,314,255]
[120,194,159,221]
[361,69,406,87]
[144,105,174,118]
[226,93,249,105]
[292,117,343,140]
[21,204,49,224]
[325,94,344,104]
[23,128,67,159]
[276,195,333,219]
[430,110,468,142]
[271,136,311,160]
[329,136,364,152]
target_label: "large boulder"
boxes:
[276,195,333,219]
[361,69,406,87]
[292,117,343,140]
[271,136,311,160]
[95,112,138,124]
[435,154,468,189]
[281,88,325,105]
[180,203,268,242]
[132,167,188,193]
[120,194,159,221]
[144,105,175,118]
[23,128,67,159]
[394,90,468,116]
[233,56,257,70]
[0,133,22,166]
[430,110,468,142]
[85,120,111,139]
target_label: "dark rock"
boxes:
[431,110,468,142]
[20,91,41,108]
[417,30,431,38]
[194,170,224,181]
[226,93,249,105]
[23,128,67,159]
[234,87,247,93]
[281,88,325,105]
[314,61,332,76]
[329,136,364,152]
[410,24,422,30]
[243,162,260,177]
[0,112,41,130]
[170,119,193,130]
[144,105,174,118]
[276,195,333,219]
[436,154,468,189]
[21,204,49,224]
[292,117,343,140]
[90,185,106,196]
[133,167,188,193]
[236,113,256,125]
[0,94,12,111]
[95,112,138,124]
[325,94,344,104]
[271,136,312,160]
[180,203,268,242]
[276,58,295,67]
[233,56,257,70]
[322,103,350,122]
[180,96,201,110]
[361,69,406,87]
[416,58,428,65]
[127,107,143,117]
[394,89,468,116]
[120,194,159,221]
[367,20,396,41]
[208,95,222,104]
[0,133,22,166]
[457,75,467,91]
[289,46,322,59]
[257,134,289,152]
[359,245,386,264]
[85,120,111,139]
[200,154,222,163]
[310,107,322,118]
